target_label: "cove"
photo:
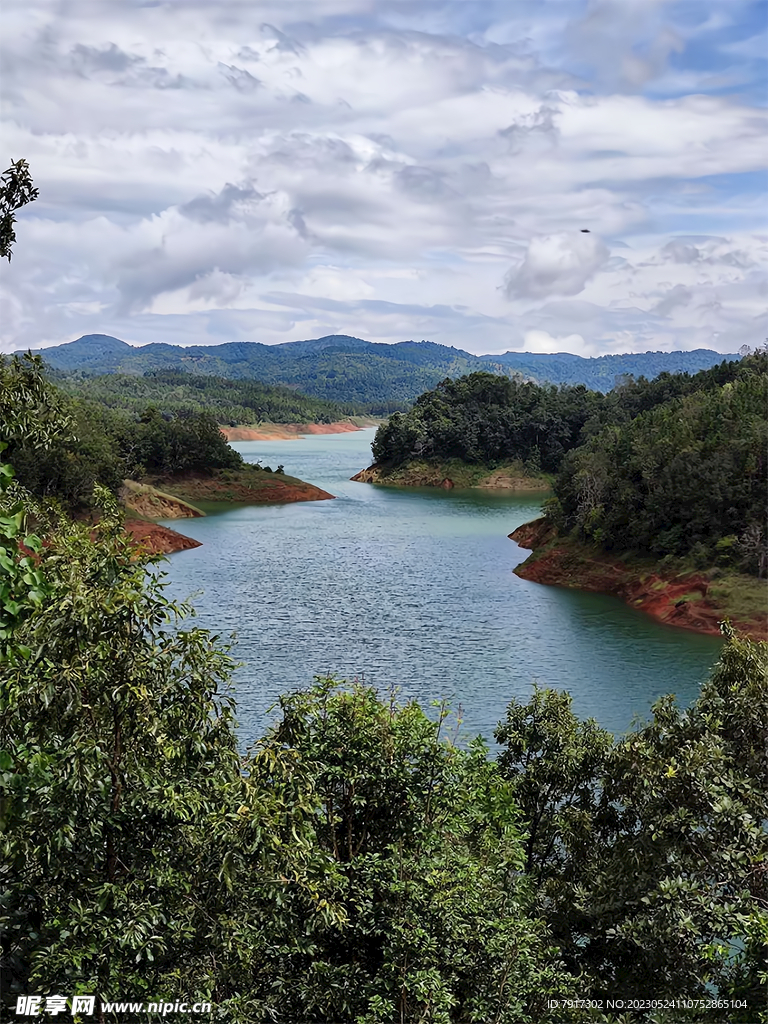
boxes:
[158,428,723,744]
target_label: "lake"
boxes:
[158,428,723,745]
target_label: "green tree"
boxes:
[0,487,346,1020]
[255,680,572,1023]
[0,354,68,655]
[555,365,768,572]
[496,629,768,1019]
[1,159,39,261]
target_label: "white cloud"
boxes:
[524,328,592,355]
[0,0,766,357]
[505,233,610,300]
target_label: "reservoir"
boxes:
[159,427,723,745]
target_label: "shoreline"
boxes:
[121,468,335,554]
[124,518,202,555]
[221,420,377,442]
[510,518,767,641]
[351,460,551,491]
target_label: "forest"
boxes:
[1,356,243,511]
[33,333,509,408]
[371,353,768,575]
[54,368,376,426]
[2,350,767,1023]
[489,348,742,392]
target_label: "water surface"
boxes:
[159,429,723,744]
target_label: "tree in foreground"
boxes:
[1,506,571,1020]
[497,629,768,1021]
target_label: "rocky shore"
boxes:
[510,518,767,641]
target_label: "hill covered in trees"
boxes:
[53,368,375,425]
[24,333,737,406]
[489,348,741,391]
[368,353,768,583]
[0,356,330,519]
[28,334,512,408]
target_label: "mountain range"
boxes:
[19,334,739,406]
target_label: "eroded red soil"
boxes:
[510,518,767,641]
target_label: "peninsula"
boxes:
[357,358,767,638]
[511,518,767,641]
[1,355,335,556]
[121,468,334,554]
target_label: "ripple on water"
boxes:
[159,430,723,744]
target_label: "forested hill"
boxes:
[22,333,736,405]
[371,353,768,575]
[54,369,374,424]
[488,348,740,392]
[26,334,509,408]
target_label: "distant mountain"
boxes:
[20,334,738,404]
[23,335,517,407]
[485,349,739,392]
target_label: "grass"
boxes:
[709,574,768,622]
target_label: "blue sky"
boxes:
[1,0,766,356]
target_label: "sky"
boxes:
[1,0,767,357]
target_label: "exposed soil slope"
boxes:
[151,466,334,504]
[120,480,205,520]
[124,519,202,555]
[510,518,767,640]
[220,421,375,441]
[352,459,550,491]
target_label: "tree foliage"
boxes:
[1,355,242,511]
[552,357,768,573]
[0,159,39,262]
[372,372,604,474]
[496,629,768,1017]
[55,368,373,425]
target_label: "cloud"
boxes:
[523,328,592,355]
[505,233,610,300]
[653,283,693,316]
[180,182,266,224]
[0,0,765,357]
[566,0,685,91]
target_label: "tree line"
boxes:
[54,368,378,425]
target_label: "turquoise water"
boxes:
[158,428,723,745]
